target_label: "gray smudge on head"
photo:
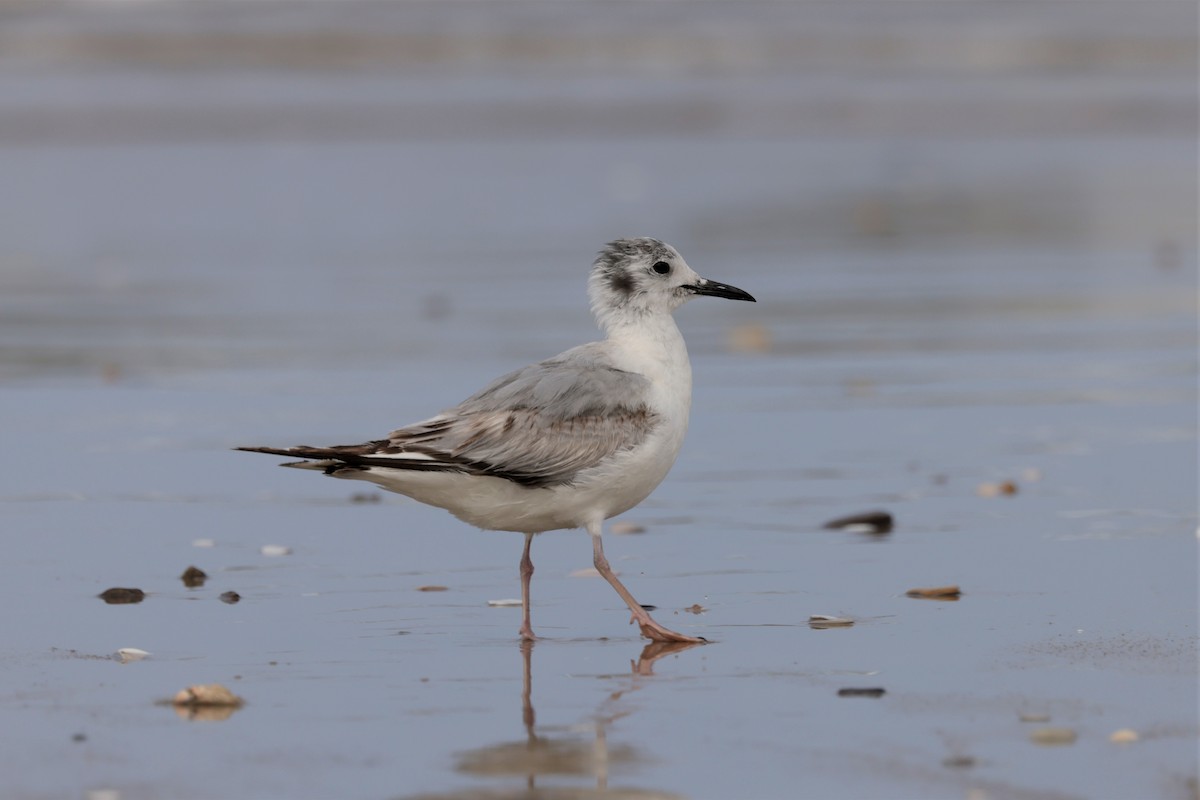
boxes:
[593,238,671,298]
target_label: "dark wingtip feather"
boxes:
[235,445,303,458]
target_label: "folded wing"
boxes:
[238,344,660,488]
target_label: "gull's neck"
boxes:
[601,310,692,391]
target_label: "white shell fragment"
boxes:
[808,615,855,628]
[192,538,215,548]
[260,544,292,557]
[172,683,245,708]
[115,648,151,663]
[487,598,524,607]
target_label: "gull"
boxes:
[238,238,755,643]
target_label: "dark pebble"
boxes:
[823,510,893,533]
[219,591,241,604]
[98,588,145,604]
[180,566,207,588]
[72,733,87,743]
[837,687,886,698]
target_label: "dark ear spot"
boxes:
[609,270,635,295]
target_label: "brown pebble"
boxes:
[98,587,145,605]
[172,684,244,708]
[1029,727,1077,746]
[942,755,975,769]
[906,585,962,599]
[728,322,772,354]
[977,480,1018,497]
[684,604,706,615]
[180,566,207,588]
[219,591,241,604]
[837,687,886,698]
[417,585,449,592]
[823,510,893,533]
[1109,728,1139,744]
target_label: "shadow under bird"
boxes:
[238,237,755,643]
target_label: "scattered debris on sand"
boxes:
[98,588,145,605]
[823,510,894,534]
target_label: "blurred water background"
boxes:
[0,2,1196,799]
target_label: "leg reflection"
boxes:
[443,639,701,798]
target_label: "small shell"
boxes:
[98,587,145,604]
[260,545,292,557]
[172,684,244,708]
[180,566,207,588]
[809,615,855,628]
[1029,727,1077,746]
[977,480,1018,497]
[728,323,772,354]
[116,648,151,663]
[487,598,523,607]
[1109,728,1139,744]
[192,538,215,548]
[905,585,962,599]
[822,511,893,534]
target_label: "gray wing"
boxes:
[360,343,658,487]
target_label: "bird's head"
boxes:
[588,238,754,332]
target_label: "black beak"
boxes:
[687,278,756,302]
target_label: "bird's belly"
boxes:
[345,421,685,534]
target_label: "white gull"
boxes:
[239,238,755,643]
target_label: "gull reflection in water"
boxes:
[405,640,702,800]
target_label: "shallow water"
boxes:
[1,2,1196,799]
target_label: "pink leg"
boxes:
[518,532,537,641]
[589,524,706,644]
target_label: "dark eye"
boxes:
[652,261,671,275]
